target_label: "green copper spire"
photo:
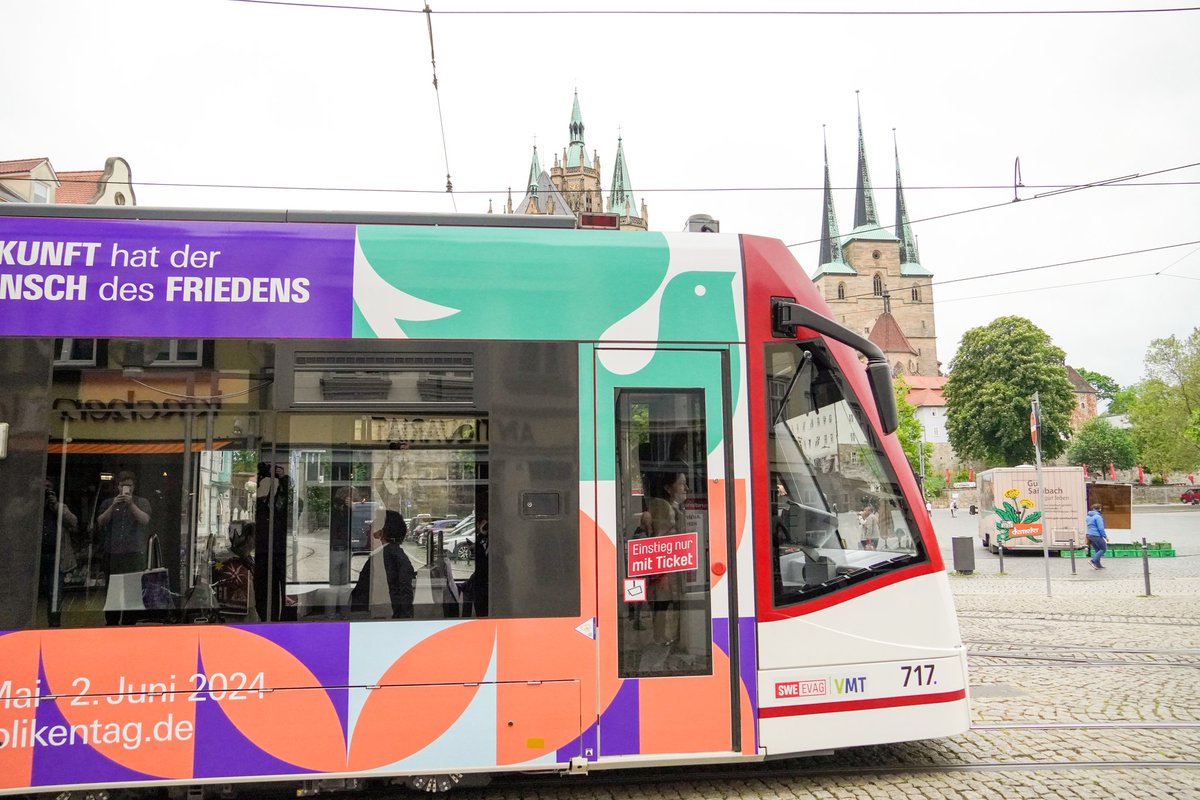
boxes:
[893,132,931,276]
[853,92,879,230]
[566,90,592,169]
[816,125,854,275]
[609,136,637,216]
[527,145,541,195]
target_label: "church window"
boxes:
[911,285,921,302]
[873,273,883,296]
[837,282,845,300]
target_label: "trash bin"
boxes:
[952,536,975,574]
[969,504,977,515]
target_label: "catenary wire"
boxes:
[424,2,456,210]
[839,239,1200,302]
[227,1,1200,17]
[4,174,1198,194]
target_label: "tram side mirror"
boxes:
[772,299,900,436]
[865,359,900,436]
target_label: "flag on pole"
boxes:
[944,467,951,484]
[1109,463,1117,481]
[1138,464,1145,484]
[968,468,974,481]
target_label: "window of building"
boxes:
[32,182,51,203]
[837,282,845,300]
[52,338,97,366]
[873,273,883,296]
[151,339,203,365]
[911,285,921,302]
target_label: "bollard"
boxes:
[1141,537,1153,596]
[1069,541,1077,575]
[997,542,1004,573]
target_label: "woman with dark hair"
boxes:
[351,510,415,618]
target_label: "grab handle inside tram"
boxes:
[772,299,900,435]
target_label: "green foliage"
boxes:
[944,316,1076,465]
[892,377,932,473]
[1066,417,1137,470]
[1076,367,1119,402]
[1107,385,1138,415]
[1130,328,1200,472]
[924,474,946,498]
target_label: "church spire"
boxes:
[527,145,541,195]
[853,92,879,230]
[893,131,921,266]
[818,127,848,269]
[566,90,591,169]
[608,136,637,217]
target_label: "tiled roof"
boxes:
[1065,365,1098,394]
[55,170,103,204]
[0,158,51,175]
[904,375,947,407]
[867,312,917,355]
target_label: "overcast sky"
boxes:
[5,0,1198,387]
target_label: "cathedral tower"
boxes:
[811,101,939,376]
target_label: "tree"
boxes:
[1075,367,1119,403]
[893,377,932,476]
[1129,328,1200,472]
[944,316,1076,465]
[1066,417,1137,469]
[1107,385,1138,416]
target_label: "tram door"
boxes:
[592,347,738,758]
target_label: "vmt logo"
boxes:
[834,676,867,694]
[775,679,827,699]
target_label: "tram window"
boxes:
[20,338,579,630]
[615,390,712,678]
[765,342,925,606]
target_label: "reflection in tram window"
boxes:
[27,338,579,630]
[765,342,926,606]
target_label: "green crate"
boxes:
[1059,543,1175,558]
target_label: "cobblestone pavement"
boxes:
[459,510,1200,799]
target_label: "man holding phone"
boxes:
[96,471,152,574]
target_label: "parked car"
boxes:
[441,516,476,561]
[1182,488,1200,505]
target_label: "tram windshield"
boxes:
[766,342,923,604]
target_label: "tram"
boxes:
[0,205,968,795]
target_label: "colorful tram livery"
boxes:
[0,206,968,795]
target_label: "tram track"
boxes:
[957,611,1200,627]
[486,756,1200,793]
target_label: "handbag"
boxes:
[103,534,170,612]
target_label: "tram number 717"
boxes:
[900,664,936,688]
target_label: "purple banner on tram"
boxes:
[0,218,356,338]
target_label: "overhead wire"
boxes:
[840,239,1200,303]
[424,2,456,210]
[227,2,1200,17]
[4,174,1197,194]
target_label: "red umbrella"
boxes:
[968,468,975,481]
[1109,463,1117,481]
[944,468,951,484]
[1082,462,1088,479]
[1138,464,1145,484]
[1190,473,1195,485]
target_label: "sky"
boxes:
[4,0,1198,388]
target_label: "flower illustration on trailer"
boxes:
[993,487,1043,543]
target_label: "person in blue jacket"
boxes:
[1086,503,1107,569]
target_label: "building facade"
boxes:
[0,156,135,206]
[506,92,647,231]
[810,109,936,377]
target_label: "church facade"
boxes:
[811,109,938,378]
